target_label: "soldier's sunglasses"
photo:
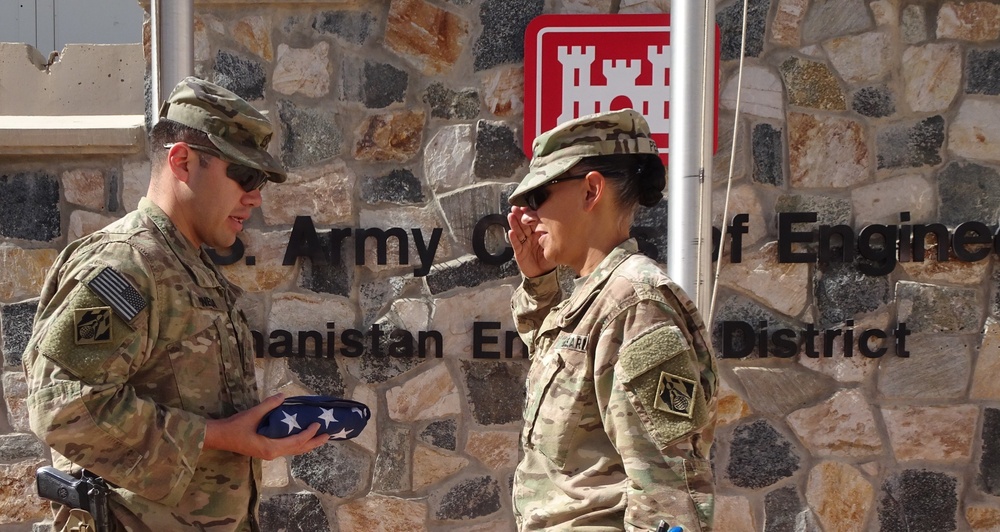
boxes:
[163,143,270,192]
[524,175,586,211]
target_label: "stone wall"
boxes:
[1,0,1000,530]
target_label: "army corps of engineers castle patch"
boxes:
[654,372,697,419]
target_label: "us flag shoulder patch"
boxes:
[87,267,147,322]
[74,307,113,344]
[654,371,697,419]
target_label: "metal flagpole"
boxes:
[667,0,716,313]
[150,0,194,124]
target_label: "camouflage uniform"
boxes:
[509,110,717,531]
[23,199,261,531]
[22,77,284,532]
[512,240,717,531]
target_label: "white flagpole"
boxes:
[667,0,716,313]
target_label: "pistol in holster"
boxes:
[36,466,112,532]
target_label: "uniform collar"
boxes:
[138,197,226,290]
[555,238,639,326]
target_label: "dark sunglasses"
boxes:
[163,143,270,192]
[524,175,586,211]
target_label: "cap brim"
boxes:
[209,134,287,183]
[508,154,583,207]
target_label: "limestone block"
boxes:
[233,15,273,62]
[350,385,378,454]
[713,494,756,530]
[870,1,898,28]
[806,461,874,531]
[972,318,1000,400]
[950,98,1000,164]
[787,112,868,189]
[354,110,425,162]
[712,184,767,251]
[0,246,56,301]
[786,390,883,458]
[720,65,783,120]
[273,42,331,98]
[481,65,523,117]
[716,376,753,426]
[424,125,475,194]
[357,205,450,277]
[734,365,835,417]
[719,241,809,317]
[851,174,933,227]
[413,444,468,490]
[385,0,469,75]
[219,229,298,293]
[798,310,886,383]
[61,169,105,209]
[878,334,973,400]
[261,457,289,488]
[771,0,808,47]
[903,43,961,113]
[824,31,891,84]
[0,459,49,523]
[121,160,150,212]
[431,284,516,358]
[262,160,355,226]
[937,2,1000,42]
[882,404,977,462]
[68,211,117,242]
[2,371,30,432]
[967,504,1000,531]
[386,362,462,421]
[269,292,355,334]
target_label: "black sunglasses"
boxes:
[524,175,586,211]
[164,143,270,192]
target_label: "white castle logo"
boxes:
[556,44,671,137]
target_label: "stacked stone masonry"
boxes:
[2,0,1000,530]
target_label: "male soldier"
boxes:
[23,77,330,531]
[507,109,717,531]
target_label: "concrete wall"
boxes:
[0,43,145,116]
[1,0,1000,530]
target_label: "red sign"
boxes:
[523,14,719,165]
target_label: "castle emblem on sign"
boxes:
[557,44,670,133]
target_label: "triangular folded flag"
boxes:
[256,396,371,440]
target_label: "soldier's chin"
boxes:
[207,237,239,254]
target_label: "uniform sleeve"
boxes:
[594,298,716,532]
[22,243,205,506]
[510,269,563,356]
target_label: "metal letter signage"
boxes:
[523,14,720,165]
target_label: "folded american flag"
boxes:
[256,396,371,440]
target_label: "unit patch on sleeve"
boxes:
[654,371,697,419]
[87,267,147,322]
[74,307,113,345]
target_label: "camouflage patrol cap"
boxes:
[158,76,286,183]
[509,109,662,207]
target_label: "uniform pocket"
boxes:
[164,315,230,417]
[523,350,587,469]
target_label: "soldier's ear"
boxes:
[165,143,197,184]
[582,171,604,212]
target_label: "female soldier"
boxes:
[507,109,717,532]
